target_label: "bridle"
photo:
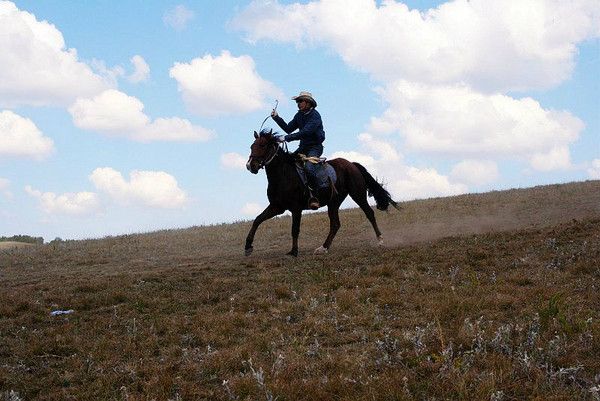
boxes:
[247,100,286,171]
[248,139,281,171]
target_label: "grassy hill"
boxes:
[1,181,599,400]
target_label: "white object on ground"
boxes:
[50,309,74,316]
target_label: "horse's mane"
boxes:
[259,128,277,139]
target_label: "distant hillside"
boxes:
[0,235,43,245]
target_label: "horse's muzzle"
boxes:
[246,158,260,174]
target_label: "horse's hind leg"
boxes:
[350,190,384,246]
[315,202,342,254]
[245,204,283,256]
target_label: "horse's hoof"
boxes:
[286,249,298,257]
[377,236,384,247]
[314,246,328,255]
[245,247,253,256]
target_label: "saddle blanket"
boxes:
[295,161,337,189]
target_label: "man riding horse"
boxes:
[270,91,325,210]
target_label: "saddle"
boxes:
[294,154,337,190]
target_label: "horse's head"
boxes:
[246,128,280,174]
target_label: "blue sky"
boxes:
[1,0,598,241]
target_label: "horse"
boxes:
[245,129,398,256]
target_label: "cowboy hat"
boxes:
[292,91,317,108]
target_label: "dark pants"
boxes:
[295,145,323,189]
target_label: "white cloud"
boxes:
[221,152,248,170]
[529,146,572,172]
[242,202,263,216]
[90,59,126,87]
[69,89,149,133]
[169,50,284,116]
[163,5,195,31]
[0,110,55,160]
[389,166,468,201]
[0,1,110,107]
[357,133,400,162]
[143,117,213,142]
[91,55,149,85]
[90,167,189,209]
[25,185,101,216]
[587,159,600,179]
[333,134,467,201]
[370,81,582,171]
[232,0,600,92]
[329,151,375,168]
[69,89,214,142]
[128,55,150,83]
[450,160,499,186]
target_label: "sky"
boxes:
[0,0,599,241]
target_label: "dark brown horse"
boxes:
[245,129,398,256]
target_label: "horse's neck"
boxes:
[265,152,293,180]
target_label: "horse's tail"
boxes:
[353,162,399,211]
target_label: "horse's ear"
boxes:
[269,128,273,135]
[254,130,258,139]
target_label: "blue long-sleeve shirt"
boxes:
[272,109,325,152]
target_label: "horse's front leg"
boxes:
[245,204,282,256]
[287,209,302,257]
[315,203,341,254]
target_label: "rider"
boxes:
[271,91,325,210]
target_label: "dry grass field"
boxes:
[1,180,599,400]
[0,242,34,251]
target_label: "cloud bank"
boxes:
[169,51,284,116]
[0,1,110,107]
[221,152,248,170]
[370,81,582,170]
[0,110,55,160]
[25,167,190,217]
[25,185,101,216]
[69,89,214,142]
[90,167,189,209]
[232,0,600,92]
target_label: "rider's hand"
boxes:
[271,109,278,118]
[274,135,285,143]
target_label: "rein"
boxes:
[262,142,280,167]
[253,139,282,170]
[252,100,284,170]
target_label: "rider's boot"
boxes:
[308,186,320,210]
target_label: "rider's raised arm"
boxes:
[272,114,299,134]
